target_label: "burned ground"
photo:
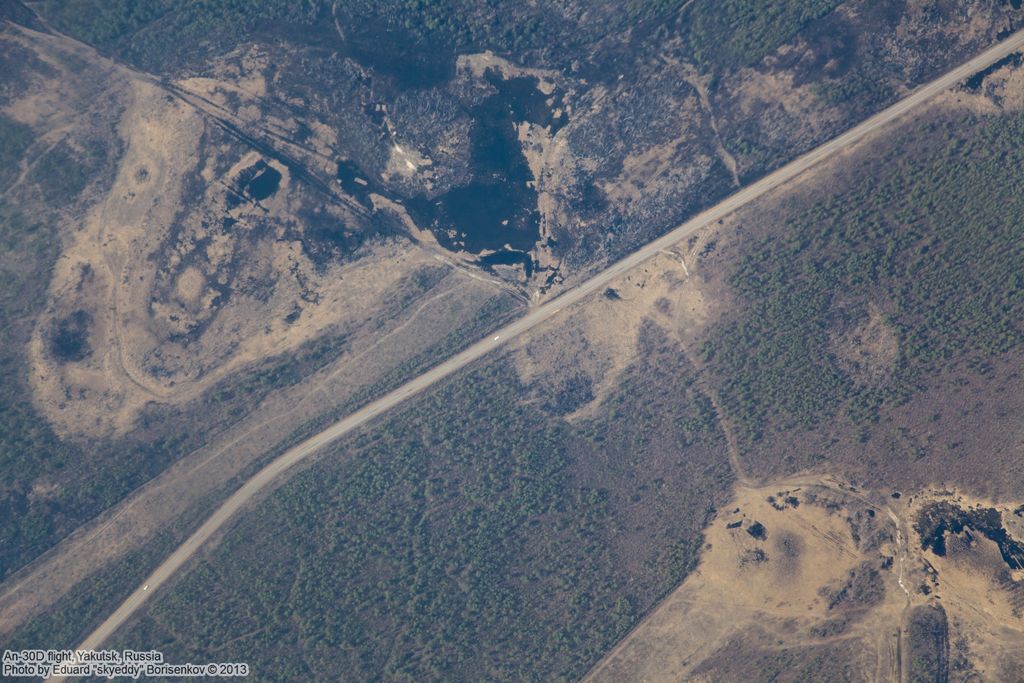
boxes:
[31,1,1024,286]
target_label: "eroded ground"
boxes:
[23,61,447,437]
[0,20,521,635]
[585,478,1024,682]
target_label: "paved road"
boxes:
[57,29,1024,676]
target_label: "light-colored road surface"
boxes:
[57,29,1024,677]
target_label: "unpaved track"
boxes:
[582,475,901,683]
[53,29,1024,676]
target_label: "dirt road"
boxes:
[53,28,1024,676]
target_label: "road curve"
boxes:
[58,29,1024,675]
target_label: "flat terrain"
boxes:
[589,49,1024,682]
[57,28,1024,663]
[2,0,1018,600]
[4,1,1024,681]
[0,18,521,640]
[586,478,1024,682]
[102,339,732,680]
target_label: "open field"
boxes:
[586,478,1024,682]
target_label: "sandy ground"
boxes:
[0,22,522,640]
[0,264,513,640]
[26,71,446,438]
[585,477,1024,682]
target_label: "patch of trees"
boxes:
[42,0,850,83]
[42,0,327,73]
[0,115,33,190]
[111,332,733,680]
[906,604,949,683]
[0,204,84,580]
[43,0,324,47]
[27,138,109,204]
[692,638,867,682]
[701,111,1024,456]
[43,0,562,75]
[5,526,184,652]
[682,0,842,69]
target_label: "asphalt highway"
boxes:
[56,28,1024,678]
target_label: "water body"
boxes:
[228,160,281,207]
[408,73,566,264]
[245,163,282,201]
[917,502,1024,570]
[49,310,92,362]
[478,249,535,278]
[336,159,373,207]
[963,52,1022,91]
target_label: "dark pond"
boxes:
[336,159,373,207]
[478,249,535,277]
[408,73,566,262]
[746,521,767,540]
[230,160,280,205]
[50,310,92,362]
[247,165,281,201]
[917,502,1024,570]
[964,52,1022,91]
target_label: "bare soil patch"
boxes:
[586,478,1024,682]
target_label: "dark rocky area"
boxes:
[916,502,1024,570]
